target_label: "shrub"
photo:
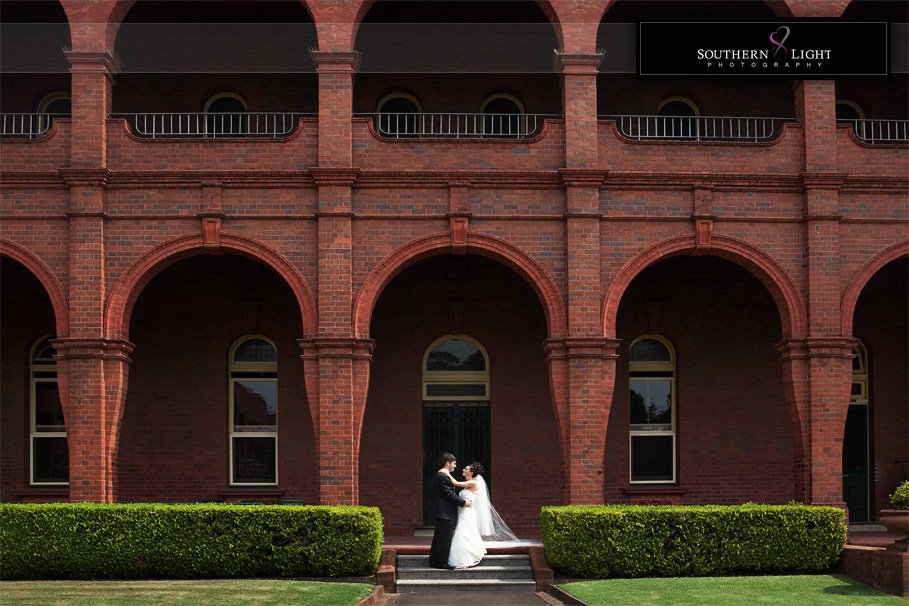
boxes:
[889,481,909,510]
[0,503,383,580]
[541,504,845,578]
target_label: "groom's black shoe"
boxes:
[431,563,456,570]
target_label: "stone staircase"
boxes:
[395,554,536,592]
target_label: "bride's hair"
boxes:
[468,461,484,476]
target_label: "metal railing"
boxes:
[361,112,555,139]
[838,119,909,144]
[0,114,68,138]
[111,112,308,138]
[606,115,793,142]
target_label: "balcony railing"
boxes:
[111,112,309,139]
[838,119,909,144]
[359,112,556,139]
[0,114,68,138]
[606,115,794,142]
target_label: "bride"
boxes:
[442,461,518,568]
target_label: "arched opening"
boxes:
[117,254,314,503]
[0,256,63,498]
[112,1,317,138]
[353,1,561,139]
[359,254,559,535]
[610,256,791,503]
[0,1,71,138]
[849,258,908,520]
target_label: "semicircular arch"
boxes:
[603,235,806,340]
[105,233,317,340]
[841,241,909,336]
[0,240,69,336]
[353,232,566,339]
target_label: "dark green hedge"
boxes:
[0,503,383,580]
[541,504,846,578]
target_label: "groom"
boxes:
[429,452,473,569]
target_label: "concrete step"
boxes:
[397,566,533,581]
[395,578,537,593]
[396,553,535,593]
[398,554,530,569]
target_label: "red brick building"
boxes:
[1,1,906,536]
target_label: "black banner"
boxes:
[638,21,889,78]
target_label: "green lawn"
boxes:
[0,579,374,606]
[558,574,905,605]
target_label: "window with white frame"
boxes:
[30,337,68,485]
[423,335,489,400]
[629,335,676,483]
[229,336,278,485]
[36,92,71,133]
[851,342,869,403]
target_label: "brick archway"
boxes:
[0,239,69,337]
[841,241,909,336]
[105,233,317,340]
[602,235,807,340]
[353,232,567,339]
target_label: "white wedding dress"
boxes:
[447,475,521,568]
[447,488,486,568]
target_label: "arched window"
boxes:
[481,94,525,137]
[657,96,699,139]
[229,336,278,485]
[30,337,68,485]
[377,93,422,137]
[423,335,489,398]
[204,93,247,137]
[36,92,71,133]
[629,335,676,483]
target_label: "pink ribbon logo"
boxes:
[770,26,790,58]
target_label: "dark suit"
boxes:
[429,471,467,568]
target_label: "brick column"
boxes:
[53,339,134,502]
[56,51,122,502]
[788,80,852,508]
[305,50,369,504]
[557,52,602,169]
[778,338,856,507]
[545,338,621,504]
[299,338,374,505]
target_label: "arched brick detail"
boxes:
[841,241,909,336]
[105,233,317,340]
[346,0,564,55]
[603,235,807,340]
[353,232,567,339]
[0,239,69,337]
[90,0,317,53]
[596,0,796,22]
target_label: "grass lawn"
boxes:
[0,579,375,606]
[558,574,905,605]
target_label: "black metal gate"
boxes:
[422,402,490,525]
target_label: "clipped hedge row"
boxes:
[541,504,846,578]
[0,503,383,580]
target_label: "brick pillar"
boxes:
[545,338,621,504]
[557,52,603,169]
[55,51,123,502]
[305,50,368,504]
[778,338,856,508]
[787,80,853,508]
[299,338,374,505]
[53,339,134,502]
